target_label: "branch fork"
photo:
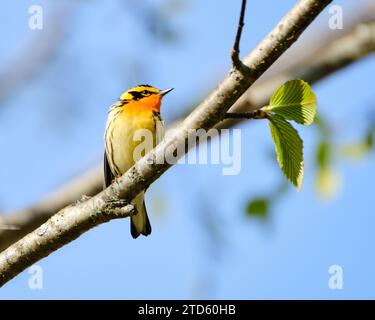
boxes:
[231,0,247,69]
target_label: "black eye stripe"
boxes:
[129,90,156,100]
[128,91,142,100]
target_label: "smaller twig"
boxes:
[231,0,247,67]
[224,109,267,120]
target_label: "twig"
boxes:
[231,0,247,67]
[224,110,266,120]
[0,0,332,287]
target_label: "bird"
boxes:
[104,85,173,238]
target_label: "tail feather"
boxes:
[130,193,152,239]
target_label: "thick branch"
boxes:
[0,167,102,251]
[1,14,373,254]
[0,0,332,286]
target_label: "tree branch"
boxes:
[0,0,332,286]
[1,14,374,255]
[231,0,247,67]
[0,167,102,252]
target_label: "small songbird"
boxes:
[104,85,173,238]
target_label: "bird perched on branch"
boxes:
[104,85,173,238]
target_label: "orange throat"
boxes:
[127,94,162,114]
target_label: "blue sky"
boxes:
[0,0,374,299]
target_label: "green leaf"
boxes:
[268,114,304,190]
[267,80,317,125]
[246,198,269,218]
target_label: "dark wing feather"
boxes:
[104,152,115,188]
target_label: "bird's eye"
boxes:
[142,90,149,95]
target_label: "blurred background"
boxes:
[0,0,374,299]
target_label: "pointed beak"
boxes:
[159,88,174,96]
